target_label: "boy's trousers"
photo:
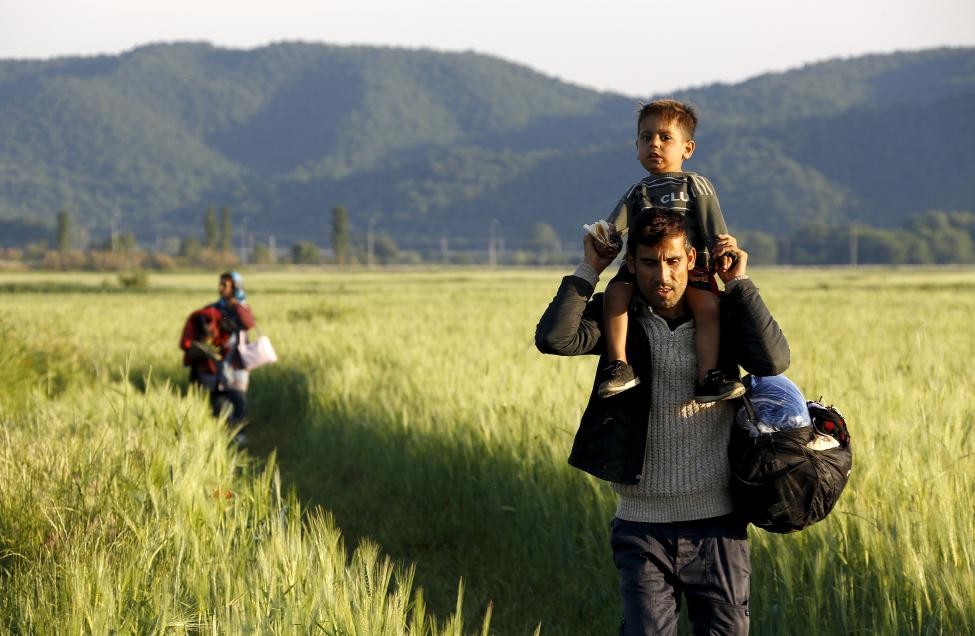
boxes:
[610,515,750,636]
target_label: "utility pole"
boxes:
[220,207,232,252]
[240,217,248,264]
[56,209,71,253]
[268,235,276,263]
[849,224,858,267]
[110,214,120,252]
[488,218,498,267]
[440,236,449,265]
[367,217,377,268]
[331,206,349,266]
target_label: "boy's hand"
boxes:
[712,234,748,282]
[583,233,618,274]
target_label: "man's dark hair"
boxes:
[627,208,691,256]
[637,99,698,139]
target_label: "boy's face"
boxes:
[636,115,695,174]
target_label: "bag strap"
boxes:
[741,393,757,423]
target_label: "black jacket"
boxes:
[535,275,791,484]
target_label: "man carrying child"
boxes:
[536,209,790,635]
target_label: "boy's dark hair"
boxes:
[627,208,691,256]
[637,99,699,139]
[193,313,215,337]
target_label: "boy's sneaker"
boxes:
[597,360,640,398]
[695,369,746,403]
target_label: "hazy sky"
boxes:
[2,0,973,95]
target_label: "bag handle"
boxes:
[239,326,263,344]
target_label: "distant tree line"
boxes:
[737,210,975,266]
[3,208,973,271]
[0,205,416,271]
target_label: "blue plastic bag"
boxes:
[736,374,811,436]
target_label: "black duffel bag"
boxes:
[728,379,853,534]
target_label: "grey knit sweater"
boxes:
[611,308,736,523]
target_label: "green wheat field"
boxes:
[1,267,973,634]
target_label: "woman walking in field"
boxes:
[180,271,256,441]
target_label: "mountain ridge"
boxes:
[0,43,972,249]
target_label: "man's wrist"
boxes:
[573,262,600,286]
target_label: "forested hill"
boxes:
[0,43,972,250]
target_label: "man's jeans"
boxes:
[611,515,750,636]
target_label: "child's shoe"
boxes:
[597,360,640,398]
[695,369,746,403]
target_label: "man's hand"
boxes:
[583,232,620,275]
[712,234,748,283]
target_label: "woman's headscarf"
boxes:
[218,270,247,308]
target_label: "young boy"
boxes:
[595,99,744,402]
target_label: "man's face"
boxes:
[626,237,696,318]
[636,115,695,174]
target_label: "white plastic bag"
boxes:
[238,331,277,370]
